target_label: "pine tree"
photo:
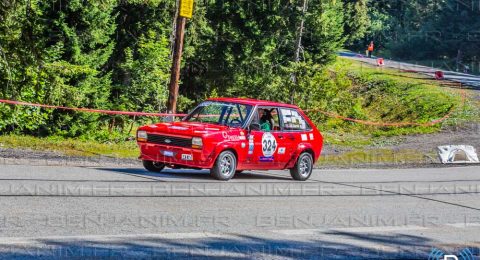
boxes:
[342,0,369,45]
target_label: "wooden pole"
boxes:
[167,16,187,114]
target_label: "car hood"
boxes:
[140,121,231,136]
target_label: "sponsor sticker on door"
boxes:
[248,135,254,154]
[259,156,274,162]
[262,132,277,157]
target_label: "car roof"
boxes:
[207,97,299,109]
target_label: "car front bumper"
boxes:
[138,143,215,169]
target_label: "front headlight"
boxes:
[137,130,147,142]
[192,137,203,149]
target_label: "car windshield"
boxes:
[183,101,253,127]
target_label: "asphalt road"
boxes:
[0,164,479,259]
[339,51,480,89]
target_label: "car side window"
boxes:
[280,108,310,131]
[251,107,281,132]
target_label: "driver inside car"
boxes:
[259,109,273,132]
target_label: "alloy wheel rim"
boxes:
[299,156,312,176]
[220,154,235,176]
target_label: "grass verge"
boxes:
[313,58,473,147]
[0,134,138,159]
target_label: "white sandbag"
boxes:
[437,145,479,164]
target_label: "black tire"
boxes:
[143,160,165,173]
[290,152,313,181]
[210,151,237,181]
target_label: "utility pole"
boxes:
[166,16,186,114]
[166,0,194,114]
[290,0,308,104]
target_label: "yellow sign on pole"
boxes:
[179,0,194,19]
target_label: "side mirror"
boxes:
[249,123,261,132]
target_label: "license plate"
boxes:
[162,150,174,157]
[181,154,193,161]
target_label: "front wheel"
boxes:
[143,160,165,173]
[210,151,237,181]
[290,152,313,181]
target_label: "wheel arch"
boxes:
[213,146,239,165]
[286,144,316,169]
[210,147,239,181]
[303,148,315,160]
[289,147,315,181]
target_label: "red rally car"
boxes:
[136,98,323,181]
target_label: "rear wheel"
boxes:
[143,160,165,173]
[210,151,237,181]
[290,152,313,181]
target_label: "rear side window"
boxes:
[280,108,310,131]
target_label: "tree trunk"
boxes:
[291,0,308,104]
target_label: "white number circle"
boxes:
[261,132,277,157]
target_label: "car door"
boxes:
[245,107,288,170]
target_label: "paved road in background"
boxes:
[0,164,479,259]
[339,51,480,89]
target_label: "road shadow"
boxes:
[234,171,293,181]
[0,231,462,259]
[96,168,294,182]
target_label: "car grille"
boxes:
[147,134,192,148]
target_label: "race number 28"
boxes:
[262,133,277,157]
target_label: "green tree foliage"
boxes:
[183,0,345,101]
[0,0,117,136]
[393,0,480,63]
[0,0,372,138]
[342,0,370,45]
[108,0,175,113]
[0,0,175,136]
[366,0,480,67]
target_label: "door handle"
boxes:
[277,135,285,139]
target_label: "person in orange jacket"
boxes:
[367,41,374,58]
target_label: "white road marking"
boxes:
[445,223,480,228]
